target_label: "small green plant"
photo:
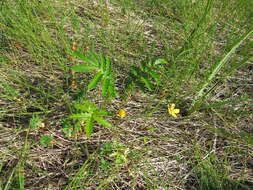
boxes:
[99,142,129,169]
[29,115,44,130]
[0,79,20,100]
[40,135,54,147]
[71,51,117,99]
[68,100,112,137]
[99,158,111,171]
[126,58,167,92]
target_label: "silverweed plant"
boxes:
[126,58,168,92]
[68,100,112,137]
[71,50,117,99]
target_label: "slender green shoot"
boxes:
[190,29,253,113]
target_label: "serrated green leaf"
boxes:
[105,57,111,75]
[83,101,98,111]
[75,101,98,112]
[72,51,97,65]
[74,104,89,112]
[71,64,98,72]
[71,51,87,60]
[88,72,103,90]
[140,76,153,90]
[100,55,106,72]
[89,51,101,65]
[93,116,112,128]
[68,113,90,120]
[154,58,168,65]
[108,78,117,98]
[102,77,110,97]
[40,135,54,147]
[148,70,160,84]
[85,117,94,137]
[96,109,109,116]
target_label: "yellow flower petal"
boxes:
[168,104,173,114]
[117,109,126,118]
[170,104,175,109]
[168,108,172,114]
[171,112,177,118]
[174,109,180,114]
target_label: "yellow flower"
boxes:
[168,104,180,118]
[117,109,126,118]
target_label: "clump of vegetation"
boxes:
[71,51,117,99]
[67,100,112,137]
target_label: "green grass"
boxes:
[0,0,252,189]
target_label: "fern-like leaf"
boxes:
[88,72,103,90]
[102,77,110,97]
[93,115,112,128]
[85,117,94,137]
[71,64,98,72]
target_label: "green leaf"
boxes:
[105,57,112,76]
[71,64,98,72]
[96,109,109,116]
[148,70,160,84]
[154,58,168,65]
[88,72,103,90]
[40,135,54,147]
[85,117,94,137]
[74,102,97,112]
[68,113,90,120]
[62,125,73,137]
[29,115,43,130]
[102,77,110,97]
[140,76,153,90]
[83,101,98,111]
[100,158,111,171]
[74,104,89,112]
[108,78,117,98]
[72,51,98,65]
[93,115,112,128]
[100,55,107,72]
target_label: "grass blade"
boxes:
[190,29,253,112]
